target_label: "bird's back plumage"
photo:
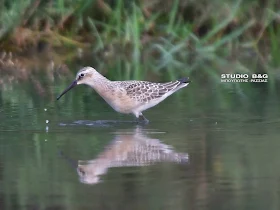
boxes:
[115,78,190,103]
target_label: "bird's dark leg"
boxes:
[137,113,149,124]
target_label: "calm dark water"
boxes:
[0,67,280,210]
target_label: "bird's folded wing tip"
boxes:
[177,77,191,84]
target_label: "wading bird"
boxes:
[57,67,190,123]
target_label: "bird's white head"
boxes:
[75,66,99,85]
[57,66,102,100]
[77,162,108,185]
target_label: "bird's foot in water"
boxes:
[137,114,149,125]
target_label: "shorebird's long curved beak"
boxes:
[57,80,77,100]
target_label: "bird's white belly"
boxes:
[134,98,164,113]
[100,94,135,114]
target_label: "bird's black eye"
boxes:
[80,73,84,77]
[78,168,85,176]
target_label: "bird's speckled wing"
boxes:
[117,80,185,103]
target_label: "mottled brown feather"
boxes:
[114,80,182,103]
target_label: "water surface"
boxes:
[0,65,280,210]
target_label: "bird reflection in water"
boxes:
[77,127,189,184]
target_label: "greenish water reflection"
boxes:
[0,64,280,210]
[75,126,189,185]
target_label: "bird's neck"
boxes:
[89,74,113,93]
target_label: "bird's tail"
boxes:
[174,77,190,90]
[177,77,191,84]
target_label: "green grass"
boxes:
[0,0,280,84]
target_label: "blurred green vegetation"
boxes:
[0,0,279,100]
[0,0,280,67]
